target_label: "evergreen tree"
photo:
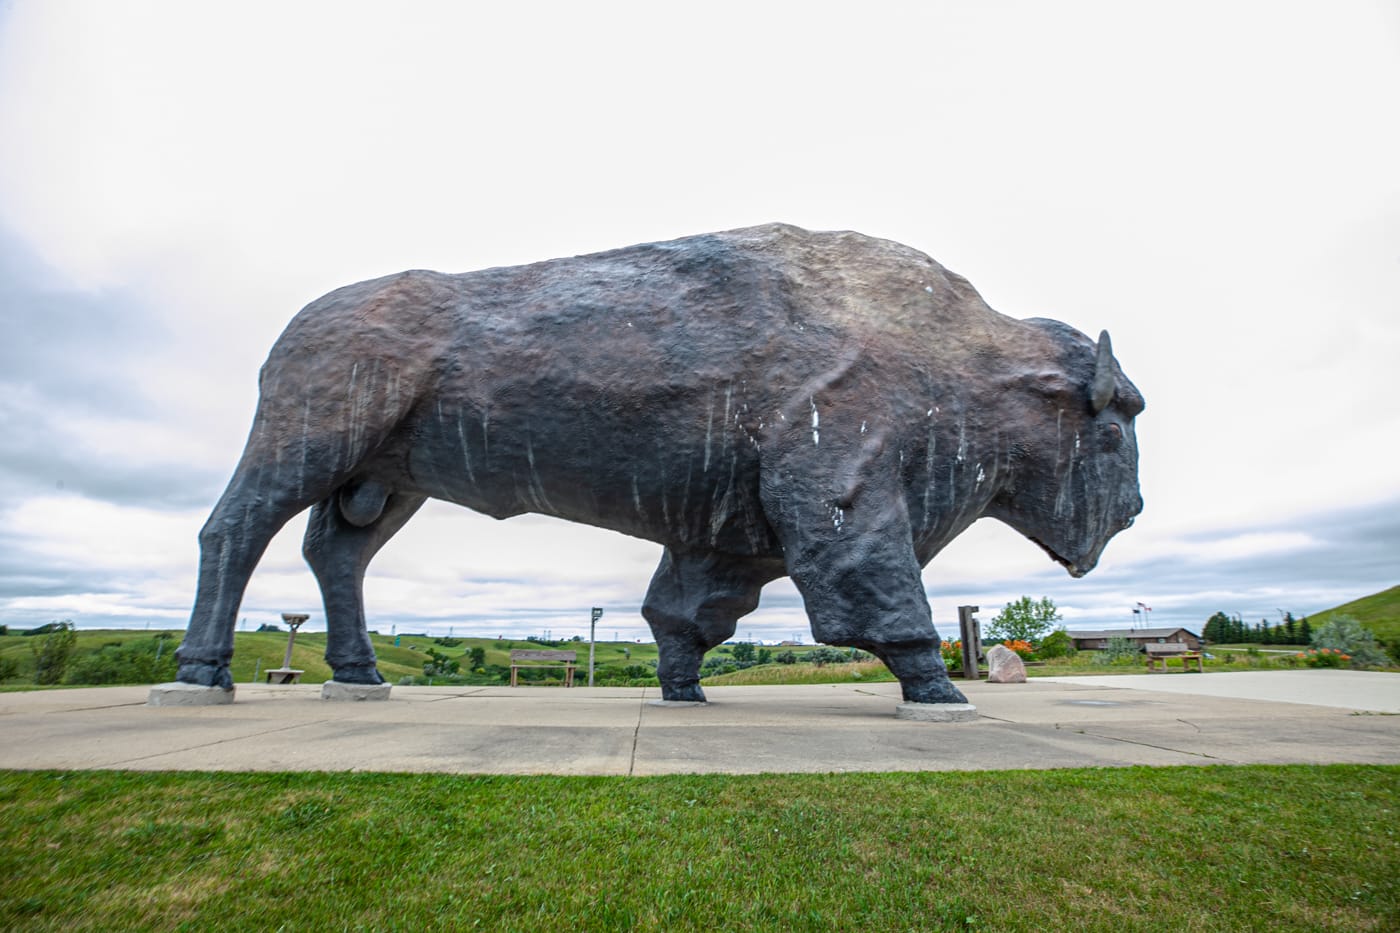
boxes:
[1203,612,1230,644]
[1284,613,1297,644]
[1299,617,1312,643]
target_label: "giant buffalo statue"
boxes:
[172,223,1143,706]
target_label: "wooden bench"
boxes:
[509,650,578,687]
[1144,643,1203,673]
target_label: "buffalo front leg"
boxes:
[302,486,427,684]
[641,550,778,702]
[759,448,967,706]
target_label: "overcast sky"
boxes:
[1,1,1396,643]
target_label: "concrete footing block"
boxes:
[648,699,708,707]
[895,701,978,722]
[321,681,392,701]
[147,682,235,707]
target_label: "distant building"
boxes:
[1067,627,1202,652]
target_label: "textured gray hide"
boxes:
[176,224,1144,705]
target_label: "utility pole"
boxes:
[588,607,604,686]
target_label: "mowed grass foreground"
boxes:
[1,766,1395,931]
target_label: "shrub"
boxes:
[1296,648,1349,669]
[31,621,77,685]
[0,655,18,681]
[1310,616,1391,668]
[1002,639,1034,659]
[64,636,177,685]
[468,646,486,668]
[1036,629,1075,659]
[774,650,797,665]
[422,647,460,677]
[805,647,849,667]
[1093,636,1140,666]
[940,640,962,670]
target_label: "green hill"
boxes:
[0,629,662,687]
[1308,584,1400,648]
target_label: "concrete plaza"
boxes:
[2,670,1397,775]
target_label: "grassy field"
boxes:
[0,765,1394,931]
[0,629,664,687]
[5,626,1395,690]
[1309,584,1400,648]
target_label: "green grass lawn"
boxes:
[0,765,1394,931]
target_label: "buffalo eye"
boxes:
[1102,422,1123,450]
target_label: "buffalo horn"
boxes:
[1091,330,1115,413]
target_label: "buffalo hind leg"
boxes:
[642,550,778,702]
[303,484,427,684]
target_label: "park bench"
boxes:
[509,649,578,687]
[1144,642,1203,673]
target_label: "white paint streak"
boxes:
[703,392,715,472]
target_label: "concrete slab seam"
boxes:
[628,688,649,777]
[1069,726,1234,762]
[101,718,335,769]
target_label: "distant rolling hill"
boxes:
[1308,584,1399,648]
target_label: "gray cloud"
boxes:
[0,229,225,508]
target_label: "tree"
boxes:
[988,596,1061,645]
[468,646,486,669]
[730,642,756,663]
[1202,612,1230,644]
[31,621,77,685]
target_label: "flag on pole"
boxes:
[1137,601,1152,611]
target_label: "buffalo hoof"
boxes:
[329,664,385,685]
[177,661,234,690]
[901,677,969,705]
[660,681,707,703]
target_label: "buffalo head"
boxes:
[986,319,1144,577]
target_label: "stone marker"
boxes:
[986,644,1028,684]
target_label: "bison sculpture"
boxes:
[171,223,1144,706]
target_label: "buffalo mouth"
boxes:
[1028,536,1087,578]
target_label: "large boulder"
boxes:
[986,644,1028,684]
